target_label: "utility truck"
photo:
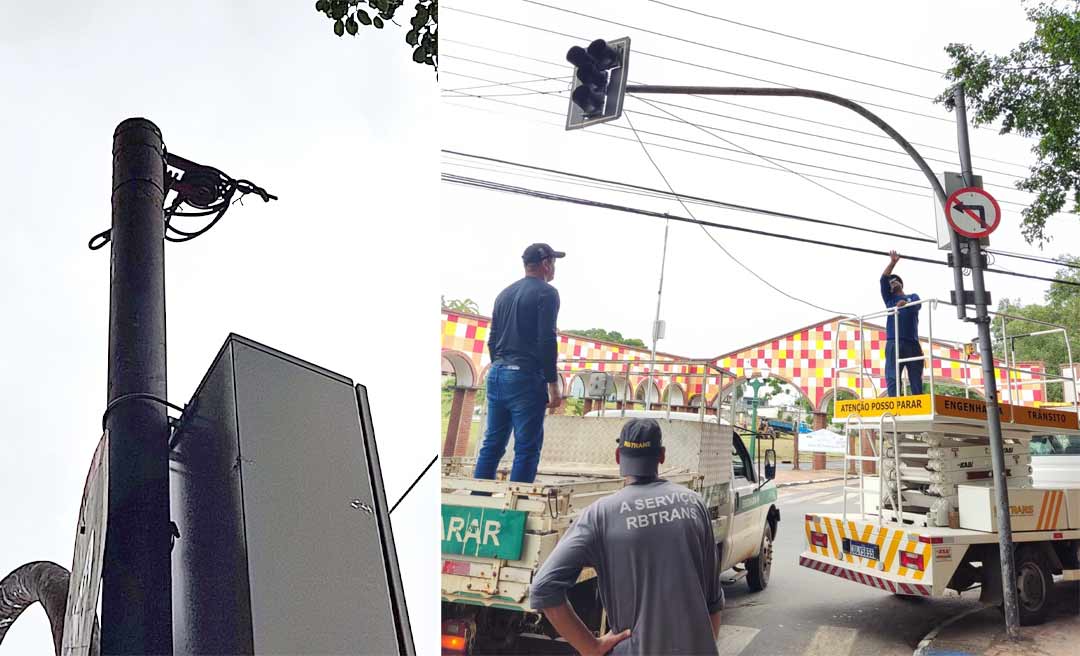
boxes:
[799,300,1080,625]
[441,359,781,654]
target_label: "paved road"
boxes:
[719,481,980,656]
[515,480,1077,655]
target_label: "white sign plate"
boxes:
[61,432,108,656]
[800,428,846,454]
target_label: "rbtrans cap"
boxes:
[617,418,663,477]
[522,243,566,264]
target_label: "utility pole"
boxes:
[102,118,173,654]
[646,219,670,412]
[953,86,1020,638]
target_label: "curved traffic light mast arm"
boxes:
[624,84,967,319]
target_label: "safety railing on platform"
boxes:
[554,357,738,428]
[832,298,1078,418]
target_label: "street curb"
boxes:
[912,603,996,656]
[776,475,844,488]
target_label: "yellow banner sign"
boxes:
[835,395,933,418]
[836,394,1078,430]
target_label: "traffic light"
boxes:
[565,37,631,130]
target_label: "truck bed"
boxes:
[442,459,702,610]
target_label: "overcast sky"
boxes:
[441,0,1080,360]
[1,2,438,652]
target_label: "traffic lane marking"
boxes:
[779,481,843,495]
[804,625,858,656]
[783,490,838,504]
[715,624,761,656]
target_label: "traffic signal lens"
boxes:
[587,39,620,69]
[566,45,591,68]
[571,85,605,115]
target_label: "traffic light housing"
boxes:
[565,37,631,130]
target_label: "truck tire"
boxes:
[1014,546,1053,626]
[746,523,773,592]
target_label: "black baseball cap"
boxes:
[889,274,904,286]
[617,418,663,477]
[522,243,566,264]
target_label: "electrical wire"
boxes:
[624,97,1024,179]
[441,173,1080,289]
[442,84,944,198]
[88,156,277,250]
[443,71,1039,209]
[389,454,439,514]
[444,149,928,242]
[445,4,963,125]
[520,0,934,99]
[443,37,1032,170]
[445,74,571,91]
[447,74,1013,181]
[631,95,935,238]
[648,0,944,74]
[623,111,848,314]
[441,150,1080,271]
[442,52,1032,183]
[444,72,933,189]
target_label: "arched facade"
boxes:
[441,309,1050,433]
[441,348,477,389]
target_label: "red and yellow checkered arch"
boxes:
[441,310,1046,410]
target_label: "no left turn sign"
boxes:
[944,186,1001,238]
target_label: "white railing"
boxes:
[832,298,1078,416]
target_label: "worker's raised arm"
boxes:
[881,250,900,303]
[882,250,900,278]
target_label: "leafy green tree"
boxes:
[564,328,648,349]
[940,2,1079,244]
[315,0,437,69]
[989,256,1080,401]
[825,390,857,425]
[441,296,480,314]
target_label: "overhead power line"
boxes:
[442,80,1008,205]
[441,96,939,200]
[441,173,1080,289]
[630,96,934,237]
[648,0,944,74]
[446,5,963,125]
[442,150,1080,271]
[623,110,846,314]
[442,37,1031,170]
[445,74,571,92]
[443,75,936,190]
[443,68,1039,209]
[521,0,934,99]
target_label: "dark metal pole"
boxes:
[102,118,173,654]
[954,86,1020,638]
[624,84,970,320]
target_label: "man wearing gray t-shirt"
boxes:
[529,418,723,656]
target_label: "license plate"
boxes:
[843,538,880,561]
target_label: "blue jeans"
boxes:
[885,340,924,397]
[473,364,548,483]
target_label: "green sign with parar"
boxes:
[441,505,527,560]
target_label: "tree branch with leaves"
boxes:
[939,1,1079,245]
[315,0,437,69]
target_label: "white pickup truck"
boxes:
[440,400,781,654]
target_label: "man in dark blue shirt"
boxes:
[880,250,924,397]
[473,243,565,484]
